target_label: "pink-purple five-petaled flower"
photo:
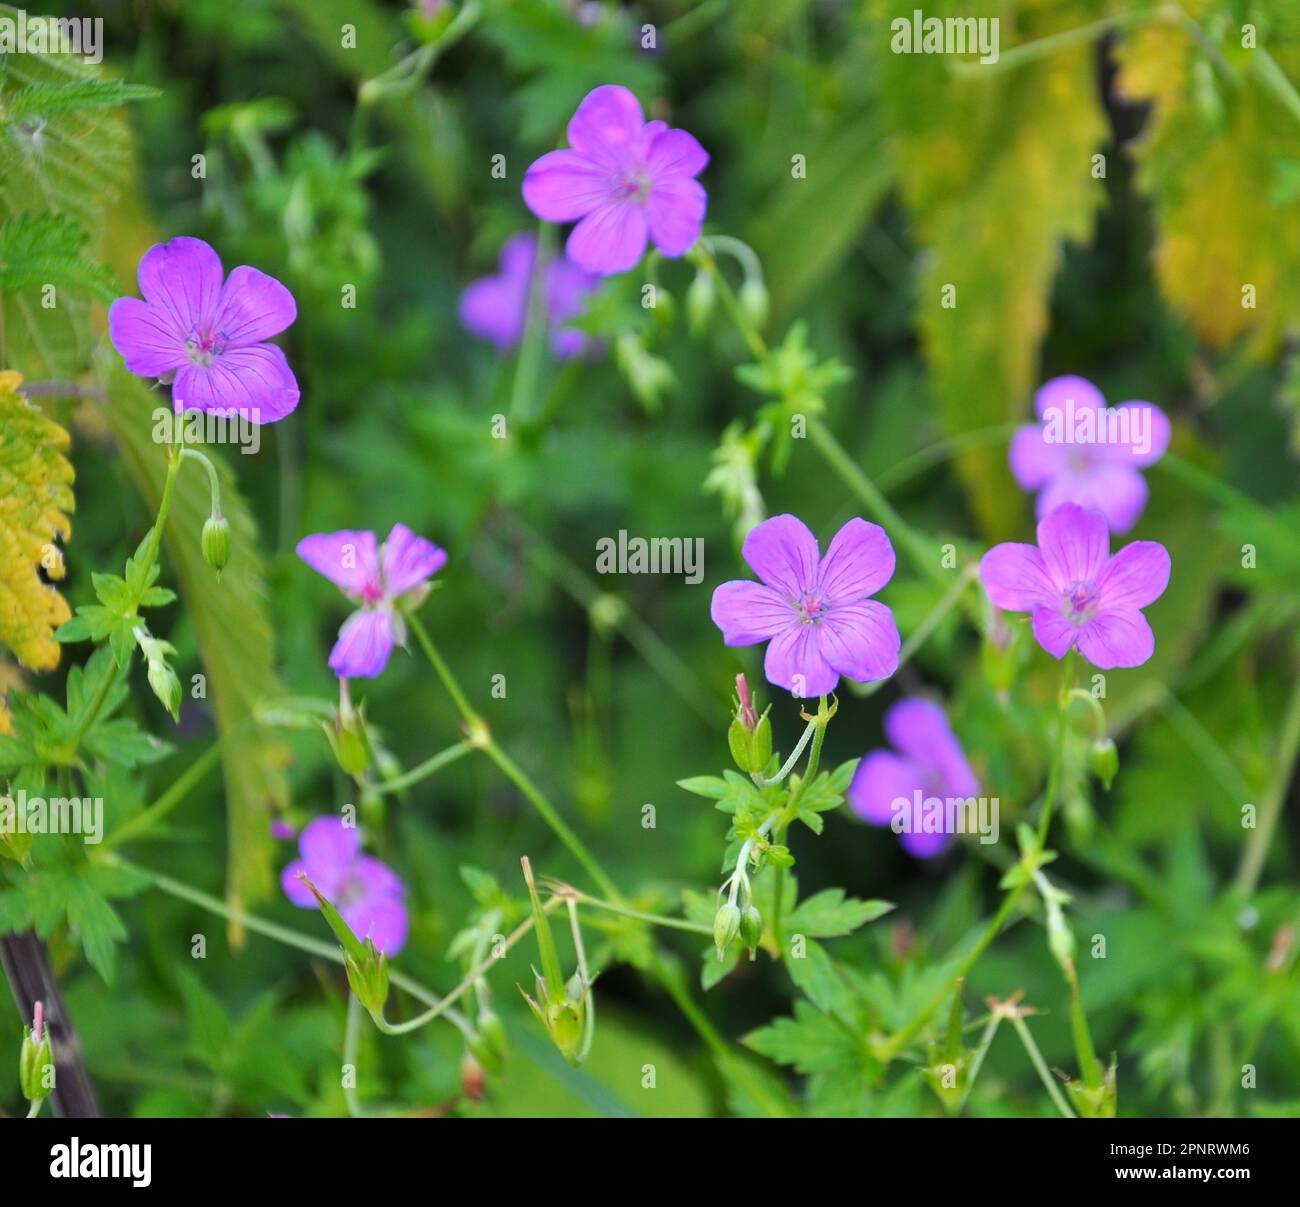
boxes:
[282,817,407,955]
[1010,375,1170,534]
[523,84,709,276]
[980,502,1171,670]
[711,514,900,698]
[297,524,447,679]
[849,698,980,858]
[458,232,600,358]
[109,236,300,422]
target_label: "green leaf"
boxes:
[676,775,730,799]
[786,889,895,938]
[0,212,118,302]
[5,80,159,121]
[745,1000,859,1076]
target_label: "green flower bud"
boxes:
[1089,737,1119,790]
[344,941,390,1017]
[147,658,182,723]
[739,905,763,956]
[738,279,770,329]
[476,1007,509,1061]
[713,902,741,959]
[201,513,231,579]
[685,270,716,333]
[324,705,372,778]
[19,1004,53,1103]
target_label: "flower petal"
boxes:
[328,608,396,679]
[1105,401,1171,468]
[299,816,361,878]
[1036,463,1148,535]
[1036,502,1110,587]
[458,274,525,347]
[1008,423,1064,490]
[1076,607,1155,669]
[172,343,300,423]
[763,622,839,698]
[565,202,648,275]
[108,296,186,376]
[1031,605,1078,659]
[884,698,979,797]
[979,542,1056,612]
[817,517,895,601]
[710,581,792,645]
[848,750,918,826]
[645,126,709,179]
[343,895,408,956]
[280,858,322,907]
[214,265,297,346]
[137,236,224,331]
[645,175,707,258]
[565,84,645,166]
[381,523,447,598]
[899,826,952,859]
[1097,541,1171,610]
[742,513,820,598]
[353,855,405,902]
[297,530,380,597]
[1034,374,1104,420]
[522,149,611,222]
[818,601,900,683]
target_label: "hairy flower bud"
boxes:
[1088,737,1119,790]
[739,905,763,956]
[685,269,716,333]
[201,513,231,579]
[147,658,182,723]
[738,279,770,329]
[19,1002,53,1104]
[713,902,741,959]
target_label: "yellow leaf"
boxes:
[0,371,74,671]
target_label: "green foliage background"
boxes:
[0,0,1298,1118]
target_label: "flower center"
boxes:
[185,325,226,366]
[1063,580,1099,624]
[797,590,827,624]
[613,169,651,204]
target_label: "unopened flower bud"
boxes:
[201,513,231,578]
[1089,737,1119,790]
[686,269,716,333]
[476,1007,509,1061]
[738,279,770,329]
[459,1050,487,1100]
[713,902,741,959]
[740,905,763,956]
[19,1002,53,1103]
[147,659,181,723]
[325,701,372,778]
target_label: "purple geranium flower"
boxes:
[297,524,447,679]
[1010,375,1171,534]
[522,84,708,275]
[109,236,299,422]
[980,503,1171,669]
[710,514,900,698]
[281,817,408,955]
[458,232,600,358]
[849,698,979,858]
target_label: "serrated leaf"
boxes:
[0,212,118,301]
[5,80,159,121]
[786,889,895,938]
[745,1000,859,1075]
[0,371,74,670]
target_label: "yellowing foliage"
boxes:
[0,371,74,671]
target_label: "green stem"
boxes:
[507,220,553,424]
[1234,673,1300,896]
[754,716,818,787]
[574,894,713,936]
[957,1013,1003,1112]
[806,418,943,585]
[104,854,471,1035]
[101,733,231,850]
[1066,961,1103,1092]
[372,899,559,1036]
[1038,649,1078,846]
[373,740,474,795]
[180,446,222,517]
[1009,1013,1076,1119]
[406,611,621,901]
